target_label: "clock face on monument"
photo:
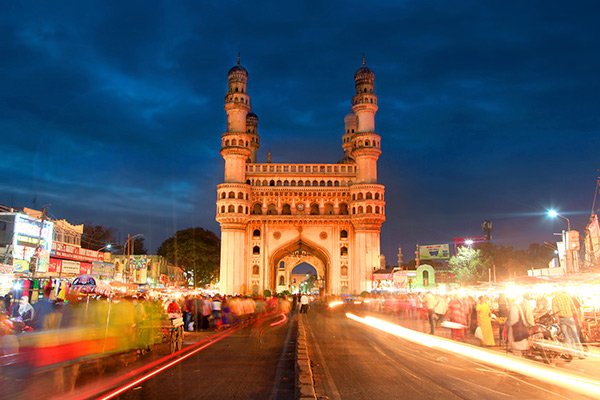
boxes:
[296,203,305,211]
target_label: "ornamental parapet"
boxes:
[246,163,357,176]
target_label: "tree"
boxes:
[157,227,220,288]
[448,247,488,284]
[82,224,116,250]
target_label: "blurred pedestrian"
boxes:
[552,291,583,354]
[446,295,467,341]
[476,296,495,346]
[507,296,534,356]
[423,291,436,334]
[300,294,309,313]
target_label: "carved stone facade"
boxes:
[216,57,385,295]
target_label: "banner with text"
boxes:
[419,244,450,260]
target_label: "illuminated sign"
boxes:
[12,214,53,273]
[419,244,450,260]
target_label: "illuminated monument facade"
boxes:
[216,57,385,295]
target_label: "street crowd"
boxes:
[0,283,312,395]
[357,290,587,357]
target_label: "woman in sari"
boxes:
[476,296,495,346]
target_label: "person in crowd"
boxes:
[300,293,310,313]
[167,298,181,314]
[423,291,436,335]
[279,295,291,315]
[496,294,509,346]
[552,290,583,355]
[182,295,193,332]
[433,295,448,327]
[446,294,467,341]
[476,295,495,346]
[507,295,535,356]
[32,284,58,330]
[13,295,34,326]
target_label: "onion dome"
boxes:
[354,55,374,82]
[228,54,248,80]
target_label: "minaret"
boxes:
[221,55,252,182]
[350,55,381,184]
[349,56,385,294]
[246,112,260,163]
[342,112,356,160]
[217,56,253,295]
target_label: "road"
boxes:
[304,304,596,400]
[108,315,296,400]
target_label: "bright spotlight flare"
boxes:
[346,313,600,398]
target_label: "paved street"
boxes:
[112,315,296,400]
[304,304,595,400]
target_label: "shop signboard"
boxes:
[61,260,80,275]
[80,262,92,275]
[52,242,104,262]
[419,244,450,260]
[92,261,115,278]
[12,213,53,273]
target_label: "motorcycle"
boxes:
[527,312,573,364]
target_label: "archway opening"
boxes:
[291,262,318,294]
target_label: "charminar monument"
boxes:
[216,56,385,296]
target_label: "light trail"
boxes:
[346,313,600,399]
[57,325,242,400]
[269,312,288,327]
[328,301,344,308]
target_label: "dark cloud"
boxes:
[1,1,599,261]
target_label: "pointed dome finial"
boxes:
[362,54,366,67]
[237,52,241,65]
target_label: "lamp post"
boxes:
[547,209,572,273]
[124,234,144,283]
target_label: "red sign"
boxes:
[52,243,104,262]
[48,258,62,273]
[79,262,92,275]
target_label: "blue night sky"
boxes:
[1,1,599,263]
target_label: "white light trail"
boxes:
[346,313,600,398]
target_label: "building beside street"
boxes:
[216,57,386,296]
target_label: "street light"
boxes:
[546,209,572,273]
[547,209,571,231]
[464,239,474,247]
[97,244,112,252]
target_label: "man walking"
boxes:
[552,291,583,356]
[300,294,309,314]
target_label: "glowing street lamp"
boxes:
[546,209,572,273]
[547,209,571,231]
[464,239,474,247]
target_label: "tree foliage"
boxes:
[81,224,116,250]
[157,227,220,287]
[448,247,488,284]
[478,242,554,280]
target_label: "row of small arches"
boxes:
[252,229,348,239]
[352,192,382,201]
[228,95,249,105]
[249,179,350,187]
[252,203,348,215]
[220,191,249,200]
[218,204,381,215]
[353,139,380,148]
[223,138,258,148]
[352,96,377,105]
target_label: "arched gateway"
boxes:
[216,56,386,295]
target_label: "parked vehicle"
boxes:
[527,312,573,364]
